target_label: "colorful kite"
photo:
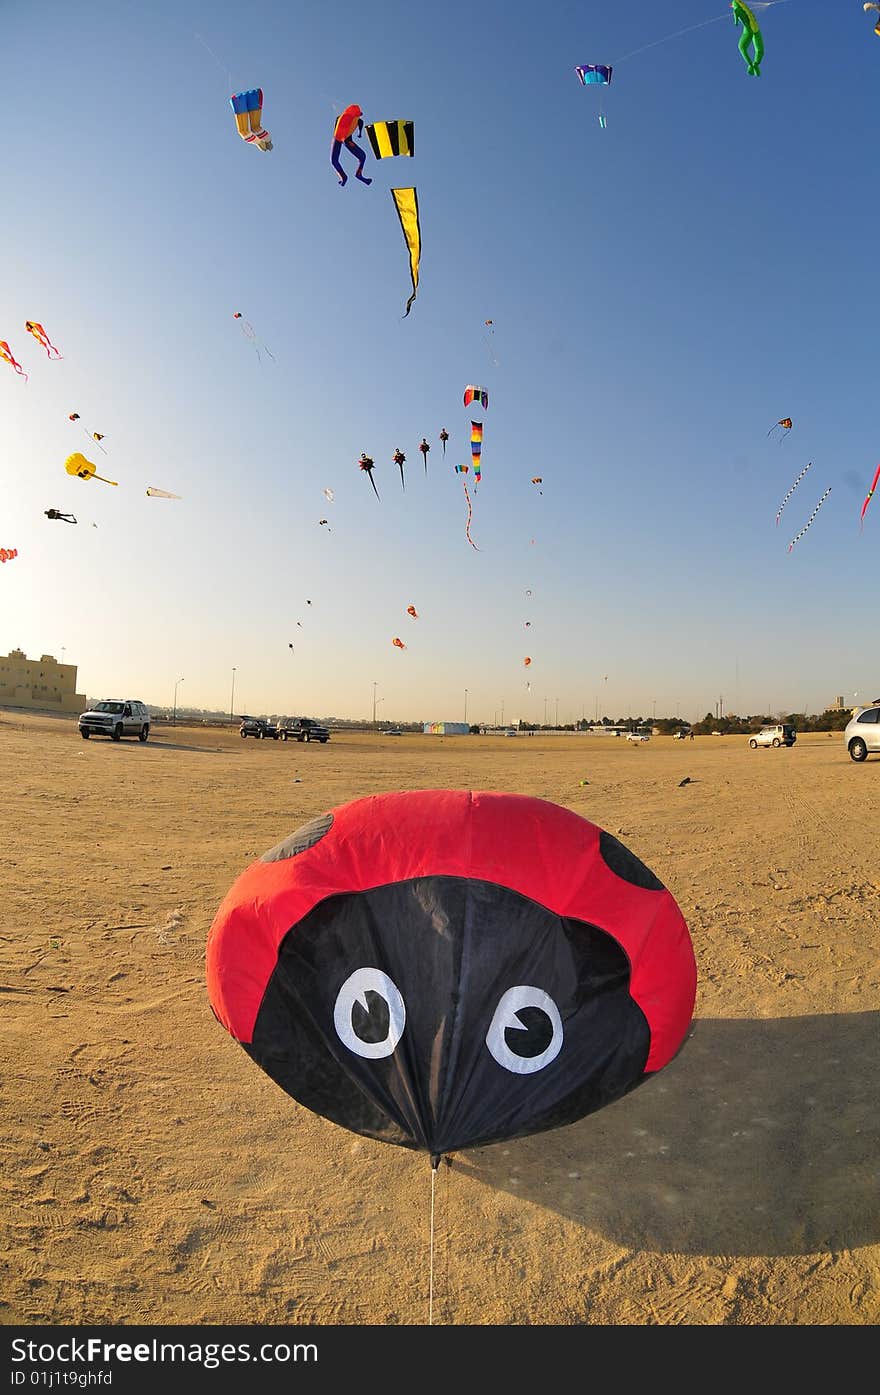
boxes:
[524,657,532,667]
[0,342,27,382]
[788,488,831,553]
[229,89,272,151]
[866,4,880,37]
[365,120,414,160]
[391,187,420,317]
[859,463,880,530]
[732,2,764,76]
[0,548,19,562]
[575,64,612,128]
[463,385,488,411]
[205,790,697,1159]
[470,421,483,487]
[331,104,371,186]
[531,476,543,494]
[323,488,335,503]
[233,312,274,364]
[392,637,407,650]
[318,518,331,530]
[775,462,810,527]
[45,509,77,523]
[146,488,181,499]
[767,417,792,442]
[455,469,479,550]
[407,605,418,619]
[419,438,430,474]
[64,452,117,487]
[393,448,406,491]
[358,452,380,500]
[439,428,449,457]
[25,322,62,359]
[69,413,107,453]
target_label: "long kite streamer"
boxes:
[775,461,811,526]
[391,187,421,317]
[455,465,479,550]
[859,463,880,531]
[470,420,483,488]
[788,487,831,553]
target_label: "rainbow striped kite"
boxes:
[470,420,483,486]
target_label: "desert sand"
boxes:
[2,712,878,1326]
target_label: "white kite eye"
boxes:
[486,986,563,1074]
[333,967,406,1060]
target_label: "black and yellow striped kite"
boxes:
[365,120,414,160]
[390,187,421,318]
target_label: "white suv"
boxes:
[79,700,151,742]
[626,731,650,743]
[844,705,880,762]
[748,724,796,749]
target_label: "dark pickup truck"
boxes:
[277,717,330,743]
[239,717,279,740]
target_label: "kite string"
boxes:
[428,1163,437,1325]
[194,31,232,92]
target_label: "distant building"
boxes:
[833,695,846,710]
[423,721,470,735]
[0,649,86,714]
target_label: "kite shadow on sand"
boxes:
[455,1011,880,1257]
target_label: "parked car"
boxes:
[844,704,880,762]
[626,731,650,743]
[385,728,403,737]
[748,724,797,749]
[79,699,150,742]
[503,728,518,737]
[672,729,690,740]
[277,717,330,743]
[239,717,279,740]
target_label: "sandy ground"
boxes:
[1,712,878,1327]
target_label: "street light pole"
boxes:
[500,698,505,728]
[464,688,468,724]
[372,681,377,729]
[230,668,236,724]
[555,697,559,728]
[173,677,184,726]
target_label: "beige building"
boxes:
[0,649,86,714]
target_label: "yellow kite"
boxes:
[390,187,421,317]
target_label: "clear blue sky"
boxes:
[2,0,877,725]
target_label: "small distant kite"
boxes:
[732,1,764,77]
[233,312,274,364]
[229,88,272,151]
[146,487,181,499]
[407,605,418,619]
[788,488,831,553]
[332,105,371,186]
[392,637,407,650]
[0,547,19,562]
[319,518,331,530]
[866,3,880,37]
[45,509,77,523]
[524,657,532,667]
[25,322,62,359]
[859,463,880,531]
[393,448,406,491]
[365,120,414,160]
[0,342,27,382]
[69,412,108,453]
[323,487,335,503]
[531,476,543,494]
[575,63,612,128]
[391,187,420,317]
[439,428,449,457]
[767,417,792,442]
[776,462,811,526]
[470,421,483,488]
[358,452,380,500]
[524,621,531,628]
[464,385,488,411]
[419,438,430,473]
[64,452,117,487]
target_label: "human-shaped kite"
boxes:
[358,452,380,499]
[419,438,430,474]
[732,1,764,76]
[393,448,406,491]
[331,105,372,187]
[44,509,77,523]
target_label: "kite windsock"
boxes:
[859,463,880,530]
[470,420,483,483]
[229,89,272,150]
[205,790,697,1158]
[365,120,414,160]
[146,487,182,499]
[25,322,62,359]
[788,488,831,553]
[463,385,488,411]
[0,342,27,382]
[390,187,421,317]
